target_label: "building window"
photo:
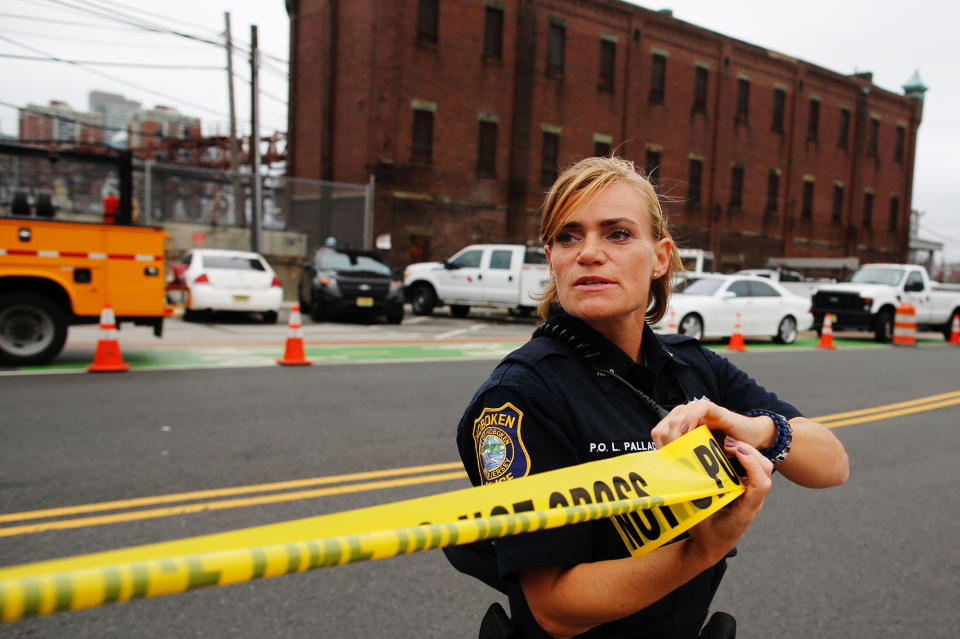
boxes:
[649,53,666,103]
[540,130,559,185]
[547,21,565,76]
[868,117,879,155]
[806,98,820,142]
[644,148,661,187]
[888,195,900,232]
[692,66,708,114]
[894,125,905,163]
[729,165,744,209]
[838,108,850,149]
[476,120,497,177]
[771,88,786,133]
[594,139,612,157]
[687,158,703,207]
[765,170,780,213]
[735,78,750,122]
[417,0,438,45]
[802,180,815,219]
[412,109,434,163]
[598,39,615,92]
[483,6,503,60]
[832,184,844,224]
[862,191,874,227]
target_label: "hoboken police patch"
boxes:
[472,402,530,483]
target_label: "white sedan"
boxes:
[654,274,813,344]
[173,249,283,323]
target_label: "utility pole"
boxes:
[249,24,262,253]
[224,12,241,225]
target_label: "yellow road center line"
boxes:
[818,397,960,428]
[814,389,960,422]
[0,461,464,524]
[1,391,957,539]
[0,471,468,538]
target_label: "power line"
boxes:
[35,0,290,66]
[36,0,224,48]
[0,10,142,30]
[0,52,224,70]
[919,224,960,245]
[84,0,225,40]
[0,27,214,49]
[0,33,229,119]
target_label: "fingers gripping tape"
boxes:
[0,427,742,623]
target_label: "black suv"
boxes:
[299,248,404,323]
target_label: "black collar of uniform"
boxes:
[533,307,674,378]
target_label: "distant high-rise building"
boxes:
[88,90,141,140]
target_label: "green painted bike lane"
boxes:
[13,334,947,373]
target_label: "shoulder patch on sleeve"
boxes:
[472,402,531,483]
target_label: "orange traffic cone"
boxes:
[87,304,131,372]
[949,314,960,345]
[892,302,916,346]
[817,313,836,350]
[726,311,747,351]
[666,309,678,334]
[277,304,313,366]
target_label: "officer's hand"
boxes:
[686,437,773,564]
[651,399,778,451]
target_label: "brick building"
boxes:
[127,105,203,162]
[286,0,924,269]
[19,101,105,147]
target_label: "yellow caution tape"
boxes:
[0,426,742,623]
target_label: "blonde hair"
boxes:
[536,156,682,323]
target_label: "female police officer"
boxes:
[453,156,849,638]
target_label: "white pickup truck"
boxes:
[811,263,960,342]
[403,244,550,317]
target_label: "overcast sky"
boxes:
[2,0,956,261]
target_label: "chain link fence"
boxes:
[0,146,373,261]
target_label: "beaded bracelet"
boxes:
[745,409,793,464]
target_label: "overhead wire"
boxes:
[0,33,229,119]
[0,27,215,49]
[0,10,143,30]
[0,53,223,70]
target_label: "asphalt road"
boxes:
[2,323,958,638]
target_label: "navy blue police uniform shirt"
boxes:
[455,310,801,638]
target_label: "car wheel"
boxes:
[411,285,436,316]
[450,304,470,318]
[0,292,68,366]
[679,313,703,340]
[773,315,797,344]
[386,305,404,324]
[875,309,894,343]
[262,310,278,324]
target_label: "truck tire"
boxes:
[875,309,894,343]
[0,292,68,366]
[945,309,960,341]
[450,304,470,318]
[410,284,437,316]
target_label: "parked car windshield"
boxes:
[317,249,391,275]
[678,277,725,296]
[202,255,265,271]
[851,267,904,286]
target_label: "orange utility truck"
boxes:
[0,145,167,365]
